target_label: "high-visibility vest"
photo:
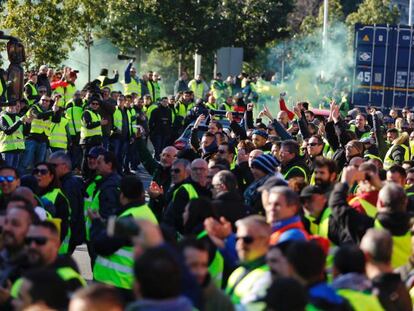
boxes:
[49,117,68,149]
[410,141,414,160]
[144,104,157,122]
[364,153,383,163]
[374,219,411,268]
[221,103,233,111]
[80,110,102,140]
[197,230,224,288]
[0,114,24,152]
[42,188,71,254]
[172,183,199,202]
[189,80,205,99]
[211,80,226,101]
[65,105,83,136]
[225,263,269,309]
[84,175,102,241]
[153,81,161,101]
[64,84,77,104]
[283,165,308,183]
[147,81,155,101]
[337,289,384,311]
[348,196,377,218]
[53,85,65,98]
[127,108,137,135]
[93,204,158,289]
[206,103,218,110]
[113,107,124,132]
[24,82,38,106]
[384,144,410,170]
[349,124,371,139]
[123,78,141,96]
[175,102,194,119]
[11,266,86,299]
[97,75,112,91]
[28,104,50,136]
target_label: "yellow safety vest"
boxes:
[172,183,199,202]
[28,105,50,136]
[348,197,377,218]
[225,264,269,309]
[337,289,384,311]
[24,82,38,106]
[144,104,157,122]
[123,78,141,96]
[64,84,77,104]
[42,188,72,254]
[113,107,124,132]
[49,117,68,149]
[384,144,410,170]
[374,219,412,268]
[80,110,102,140]
[197,230,224,288]
[65,104,83,136]
[93,204,158,289]
[84,175,102,241]
[0,114,24,152]
[189,80,205,99]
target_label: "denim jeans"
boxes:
[20,140,47,173]
[150,134,169,160]
[2,152,21,168]
[110,138,128,173]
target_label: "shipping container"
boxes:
[352,23,414,111]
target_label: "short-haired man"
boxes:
[279,140,309,182]
[225,215,272,310]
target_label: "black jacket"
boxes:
[163,178,211,233]
[280,156,309,181]
[328,182,411,244]
[372,273,412,311]
[96,172,121,219]
[212,191,247,225]
[61,172,85,248]
[149,105,172,135]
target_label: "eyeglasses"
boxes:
[0,176,15,183]
[32,168,49,175]
[235,236,255,244]
[90,102,99,105]
[171,168,181,174]
[308,142,320,147]
[25,236,48,246]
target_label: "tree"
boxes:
[300,0,344,34]
[221,0,293,61]
[346,0,399,26]
[1,0,73,67]
[63,0,106,81]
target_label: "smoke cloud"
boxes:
[256,23,353,112]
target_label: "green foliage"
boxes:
[300,0,344,34]
[346,0,399,26]
[1,0,72,67]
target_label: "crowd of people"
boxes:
[0,58,413,311]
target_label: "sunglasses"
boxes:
[171,168,181,173]
[235,235,255,244]
[25,236,48,246]
[91,102,99,105]
[32,168,49,176]
[308,143,320,147]
[0,176,15,183]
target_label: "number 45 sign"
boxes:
[357,71,371,83]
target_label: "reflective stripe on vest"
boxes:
[93,205,157,289]
[197,230,224,288]
[42,188,71,254]
[0,114,24,152]
[348,197,377,218]
[384,144,410,170]
[283,166,308,183]
[337,289,384,311]
[49,118,68,149]
[81,110,102,140]
[172,183,199,202]
[225,264,269,307]
[29,105,50,136]
[374,219,412,268]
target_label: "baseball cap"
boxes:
[300,185,326,198]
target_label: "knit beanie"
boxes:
[251,154,279,175]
